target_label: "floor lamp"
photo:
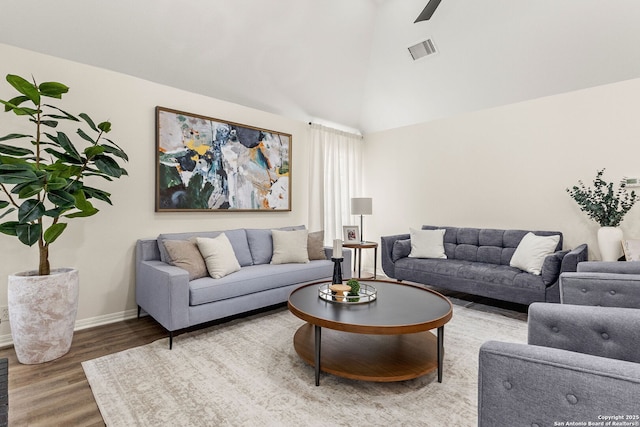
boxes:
[351,197,372,243]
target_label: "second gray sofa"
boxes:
[381,225,588,305]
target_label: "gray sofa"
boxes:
[381,225,588,305]
[136,227,351,348]
[478,303,640,426]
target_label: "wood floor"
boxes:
[0,316,167,426]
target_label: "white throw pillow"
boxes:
[196,234,241,279]
[408,228,447,259]
[510,232,560,275]
[271,229,310,264]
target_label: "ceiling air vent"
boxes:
[408,39,437,61]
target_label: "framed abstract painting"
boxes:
[155,107,291,211]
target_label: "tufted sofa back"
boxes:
[422,225,563,266]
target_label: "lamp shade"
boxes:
[351,198,372,215]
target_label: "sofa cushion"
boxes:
[409,228,446,259]
[246,225,306,265]
[394,257,546,291]
[189,260,334,305]
[271,229,310,264]
[510,232,561,275]
[196,234,241,279]
[163,239,208,281]
[421,226,563,266]
[158,229,253,267]
[307,230,327,261]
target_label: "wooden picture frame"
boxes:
[155,107,292,211]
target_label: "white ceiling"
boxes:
[1,0,640,134]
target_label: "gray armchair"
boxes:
[478,303,640,427]
[559,261,640,307]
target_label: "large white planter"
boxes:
[597,226,624,261]
[8,268,79,364]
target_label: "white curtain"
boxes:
[308,124,364,243]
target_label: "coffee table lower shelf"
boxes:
[293,323,439,382]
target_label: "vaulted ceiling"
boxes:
[1,0,640,134]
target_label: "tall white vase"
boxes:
[597,226,624,261]
[8,268,79,364]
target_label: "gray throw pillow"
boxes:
[307,231,327,260]
[163,239,208,281]
[392,239,412,262]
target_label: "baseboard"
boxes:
[0,308,140,349]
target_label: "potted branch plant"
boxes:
[566,168,637,261]
[0,74,128,364]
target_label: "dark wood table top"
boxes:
[288,279,452,334]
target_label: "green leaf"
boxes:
[97,121,112,133]
[18,199,45,223]
[55,132,81,160]
[6,74,40,105]
[0,221,18,236]
[4,95,30,111]
[46,177,69,191]
[37,120,59,128]
[47,190,76,207]
[42,105,78,121]
[0,133,31,142]
[0,166,38,185]
[84,145,105,158]
[43,148,83,164]
[65,208,98,218]
[0,207,15,220]
[44,223,67,244]
[0,143,33,156]
[39,82,69,99]
[8,105,39,116]
[17,183,44,199]
[94,155,123,177]
[76,128,95,144]
[44,206,68,218]
[79,113,98,132]
[83,186,112,204]
[0,200,8,209]
[73,190,96,213]
[101,144,129,161]
[16,222,41,246]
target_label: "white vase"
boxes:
[597,226,624,261]
[8,268,79,364]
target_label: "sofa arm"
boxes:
[527,302,640,363]
[559,271,640,307]
[578,260,640,274]
[559,243,588,273]
[380,233,410,279]
[478,340,640,427]
[135,260,191,332]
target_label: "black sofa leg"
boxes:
[137,305,141,318]
[169,331,173,350]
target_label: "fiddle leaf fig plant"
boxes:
[0,74,128,275]
[566,168,637,227]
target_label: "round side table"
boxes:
[342,241,378,279]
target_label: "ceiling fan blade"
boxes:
[414,0,442,23]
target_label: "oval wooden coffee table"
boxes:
[288,279,453,386]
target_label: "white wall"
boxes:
[364,77,640,274]
[0,44,312,340]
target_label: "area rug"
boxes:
[82,305,527,427]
